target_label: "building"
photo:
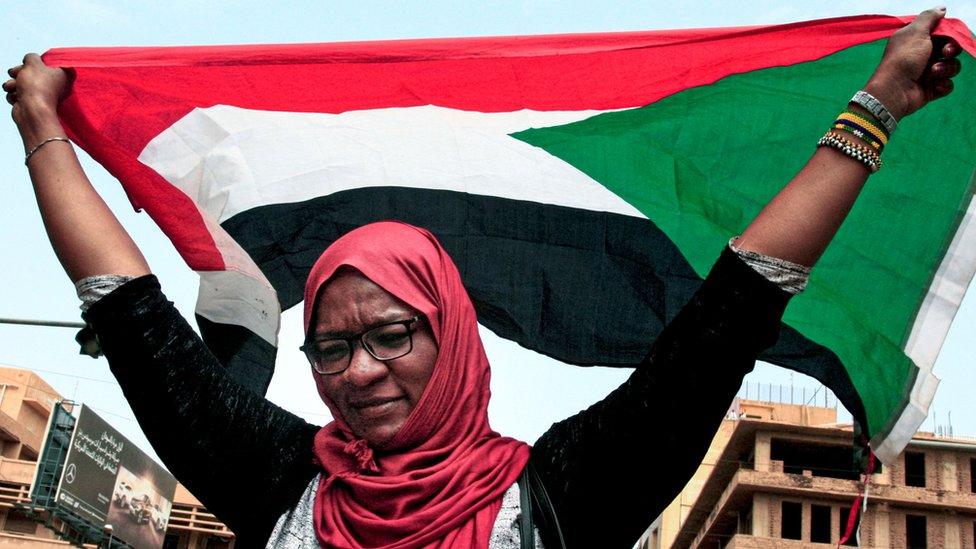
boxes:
[0,365,236,548]
[641,397,976,548]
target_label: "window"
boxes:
[781,501,802,540]
[838,505,859,546]
[739,502,753,535]
[770,439,862,480]
[17,446,37,461]
[970,458,976,492]
[905,451,926,487]
[3,509,37,535]
[811,504,831,543]
[906,514,927,549]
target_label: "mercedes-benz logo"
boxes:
[64,464,76,484]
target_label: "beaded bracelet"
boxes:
[832,123,884,154]
[839,110,889,139]
[834,111,889,150]
[818,131,882,173]
[817,91,896,174]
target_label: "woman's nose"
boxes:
[344,343,389,386]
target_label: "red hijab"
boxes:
[303,221,531,548]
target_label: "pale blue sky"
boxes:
[0,1,973,463]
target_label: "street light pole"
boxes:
[103,523,114,549]
[0,317,85,329]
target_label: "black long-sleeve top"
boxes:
[84,247,791,548]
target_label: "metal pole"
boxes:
[0,317,85,329]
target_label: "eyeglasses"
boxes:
[300,316,421,375]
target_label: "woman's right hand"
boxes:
[5,53,151,281]
[862,7,962,121]
[4,53,70,147]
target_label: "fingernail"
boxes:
[938,5,947,11]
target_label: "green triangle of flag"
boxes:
[512,39,976,439]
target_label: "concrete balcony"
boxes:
[168,503,234,537]
[0,458,38,486]
[723,533,836,548]
[0,533,85,548]
[22,386,55,416]
[0,481,31,509]
[0,410,40,457]
[732,469,976,511]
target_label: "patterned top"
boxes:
[728,238,810,295]
[265,476,545,548]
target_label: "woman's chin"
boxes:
[341,396,414,448]
[354,417,406,449]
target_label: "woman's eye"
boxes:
[317,342,348,360]
[372,328,408,347]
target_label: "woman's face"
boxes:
[311,270,438,448]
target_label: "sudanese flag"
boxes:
[44,14,976,463]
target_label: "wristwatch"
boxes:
[850,91,898,134]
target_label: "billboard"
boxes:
[55,405,177,549]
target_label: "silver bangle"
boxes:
[850,91,897,135]
[24,136,70,166]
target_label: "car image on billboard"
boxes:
[108,466,172,547]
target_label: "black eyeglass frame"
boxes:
[300,316,422,375]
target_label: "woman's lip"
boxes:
[350,396,404,416]
[350,395,402,408]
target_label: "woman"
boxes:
[5,9,962,549]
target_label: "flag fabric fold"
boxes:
[44,15,976,463]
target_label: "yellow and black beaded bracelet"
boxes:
[837,111,889,144]
[832,123,884,152]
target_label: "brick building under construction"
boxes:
[641,397,976,548]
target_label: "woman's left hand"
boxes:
[864,7,962,120]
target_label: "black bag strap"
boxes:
[519,462,567,549]
[517,468,535,549]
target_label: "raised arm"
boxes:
[530,9,963,549]
[6,55,320,544]
[736,8,961,266]
[5,53,150,281]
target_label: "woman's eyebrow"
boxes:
[313,311,416,339]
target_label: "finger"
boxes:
[7,65,22,78]
[913,7,947,34]
[942,38,961,58]
[927,78,954,100]
[5,92,16,106]
[22,53,42,67]
[2,79,14,93]
[929,57,962,79]
[931,36,962,60]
